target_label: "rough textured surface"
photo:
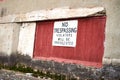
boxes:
[0,0,120,65]
[0,0,113,15]
[0,69,52,80]
[0,24,13,55]
[0,7,105,23]
[103,0,120,59]
[0,23,20,55]
[31,60,120,80]
[0,54,120,80]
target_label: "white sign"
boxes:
[52,20,78,47]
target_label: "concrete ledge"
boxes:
[34,57,102,68]
[0,7,105,23]
[103,58,120,65]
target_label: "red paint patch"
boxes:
[33,16,106,68]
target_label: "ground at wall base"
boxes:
[0,53,120,80]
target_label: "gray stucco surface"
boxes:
[0,23,20,55]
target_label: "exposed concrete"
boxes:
[18,23,36,58]
[103,0,120,59]
[0,7,105,23]
[0,23,20,55]
[0,24,12,55]
[0,0,120,65]
[0,0,103,15]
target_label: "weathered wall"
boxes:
[103,1,120,61]
[0,23,20,55]
[0,0,103,15]
[0,24,13,55]
[17,23,36,57]
[0,0,120,64]
[0,0,120,79]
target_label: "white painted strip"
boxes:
[17,23,36,58]
[0,7,105,23]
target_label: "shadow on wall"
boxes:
[0,52,31,66]
[0,52,120,80]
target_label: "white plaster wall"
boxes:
[0,23,20,55]
[17,23,36,58]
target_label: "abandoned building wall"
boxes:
[0,0,120,65]
[0,0,120,79]
[0,23,20,55]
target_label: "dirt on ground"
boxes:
[0,69,52,80]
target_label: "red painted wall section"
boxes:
[33,16,106,68]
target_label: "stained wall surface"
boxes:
[0,0,120,64]
[0,23,20,55]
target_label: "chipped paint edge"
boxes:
[0,7,105,23]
